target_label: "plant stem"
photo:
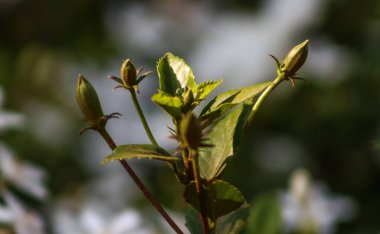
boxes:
[97,127,184,234]
[129,89,158,146]
[190,149,210,234]
[246,72,285,129]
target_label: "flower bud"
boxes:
[179,113,202,149]
[76,74,104,127]
[282,40,309,76]
[120,59,137,88]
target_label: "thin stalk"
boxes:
[97,127,184,234]
[190,149,210,234]
[129,89,158,146]
[246,72,285,129]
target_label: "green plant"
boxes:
[75,40,309,234]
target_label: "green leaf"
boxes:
[101,144,178,164]
[184,180,246,221]
[215,204,250,234]
[199,104,251,180]
[157,52,196,95]
[200,82,271,119]
[151,92,182,119]
[199,103,235,127]
[194,80,223,101]
[185,208,203,234]
[244,192,281,234]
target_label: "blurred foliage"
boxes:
[0,0,116,197]
[1,0,380,233]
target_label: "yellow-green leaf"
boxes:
[151,92,183,119]
[200,82,271,125]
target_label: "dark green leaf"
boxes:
[208,180,247,220]
[200,82,271,118]
[215,204,250,234]
[199,104,251,180]
[157,52,196,95]
[101,144,178,164]
[194,80,223,101]
[184,180,246,221]
[185,208,203,234]
[151,92,182,119]
[244,192,281,234]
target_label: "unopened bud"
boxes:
[282,40,309,76]
[180,113,202,149]
[76,74,104,128]
[121,59,137,88]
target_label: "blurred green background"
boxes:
[1,0,380,233]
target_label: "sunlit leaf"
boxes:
[101,144,178,164]
[157,52,196,95]
[194,79,223,101]
[151,92,182,119]
[200,82,271,119]
[199,104,251,180]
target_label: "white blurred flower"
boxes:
[0,87,23,132]
[0,189,44,234]
[0,144,47,200]
[281,168,357,234]
[53,198,153,234]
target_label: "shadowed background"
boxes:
[1,0,380,233]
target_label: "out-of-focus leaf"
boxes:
[184,180,246,221]
[185,207,203,234]
[101,144,177,164]
[244,192,281,234]
[199,104,251,180]
[151,92,182,119]
[157,52,195,96]
[216,204,250,234]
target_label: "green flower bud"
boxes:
[121,59,137,88]
[179,113,202,149]
[76,74,104,128]
[282,39,309,76]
